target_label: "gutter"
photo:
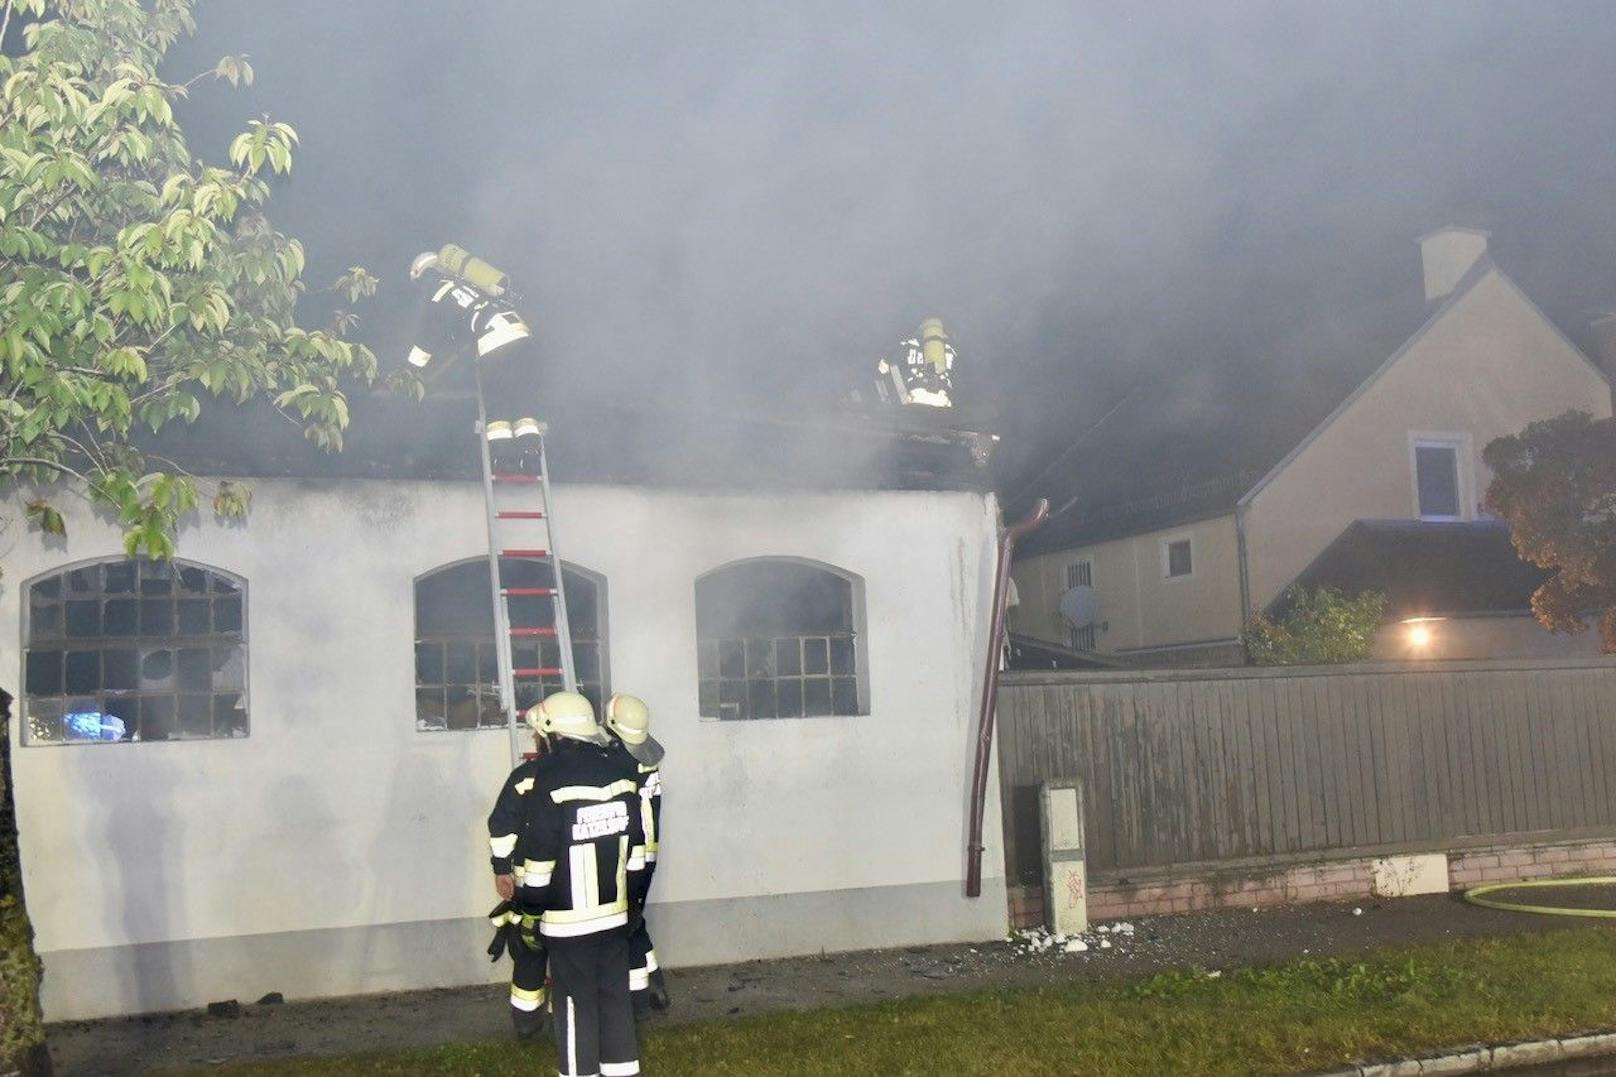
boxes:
[965,498,1049,898]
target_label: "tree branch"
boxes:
[0,1,15,53]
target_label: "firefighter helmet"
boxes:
[525,691,611,746]
[605,693,665,766]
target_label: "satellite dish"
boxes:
[1059,585,1100,629]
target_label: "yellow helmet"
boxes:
[525,691,610,746]
[605,693,664,766]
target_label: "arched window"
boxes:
[695,558,867,720]
[23,558,247,744]
[414,558,607,731]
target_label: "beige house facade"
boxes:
[1013,228,1615,666]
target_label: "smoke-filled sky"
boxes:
[166,1,1616,485]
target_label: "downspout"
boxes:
[965,498,1049,898]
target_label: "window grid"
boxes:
[23,559,247,744]
[697,634,859,720]
[413,561,605,732]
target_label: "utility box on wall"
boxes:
[1040,781,1087,934]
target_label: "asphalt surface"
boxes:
[46,893,1616,1075]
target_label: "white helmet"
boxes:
[605,693,664,766]
[525,691,610,746]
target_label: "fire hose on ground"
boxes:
[1463,876,1616,918]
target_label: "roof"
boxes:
[1013,293,1430,555]
[137,366,999,493]
[1276,519,1549,618]
[1014,255,1612,558]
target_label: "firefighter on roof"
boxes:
[407,244,544,471]
[488,691,646,1075]
[874,316,957,408]
[602,694,669,1017]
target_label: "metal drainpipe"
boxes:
[965,498,1049,898]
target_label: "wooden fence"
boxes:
[997,658,1616,883]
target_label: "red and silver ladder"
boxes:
[472,370,579,765]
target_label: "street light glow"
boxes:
[1407,623,1434,649]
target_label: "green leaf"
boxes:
[26,498,65,537]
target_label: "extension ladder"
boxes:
[472,368,579,765]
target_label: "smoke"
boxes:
[166,1,1616,483]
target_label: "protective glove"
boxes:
[486,901,518,962]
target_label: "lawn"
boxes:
[183,927,1616,1076]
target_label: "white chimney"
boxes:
[1418,226,1489,303]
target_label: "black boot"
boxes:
[648,969,670,1013]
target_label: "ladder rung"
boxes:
[500,548,550,559]
[510,627,559,638]
[496,511,547,520]
[492,473,542,484]
[513,667,565,678]
[502,587,558,597]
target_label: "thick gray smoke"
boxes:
[168,1,1616,481]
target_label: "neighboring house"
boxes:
[1013,227,1616,666]
[3,395,1010,1020]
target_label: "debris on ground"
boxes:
[1012,922,1138,961]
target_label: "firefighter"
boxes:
[501,691,646,1077]
[406,245,542,471]
[602,694,668,1017]
[873,316,957,408]
[486,721,551,1042]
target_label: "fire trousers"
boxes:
[509,928,549,1039]
[549,931,639,1077]
[628,921,665,1018]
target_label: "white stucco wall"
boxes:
[1,477,1008,1018]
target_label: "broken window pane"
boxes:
[19,559,248,746]
[695,560,864,720]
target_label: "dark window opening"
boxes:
[23,558,247,744]
[1166,539,1193,579]
[1415,444,1461,519]
[414,559,607,731]
[696,560,864,720]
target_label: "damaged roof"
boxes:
[139,372,999,493]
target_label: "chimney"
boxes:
[1418,226,1490,303]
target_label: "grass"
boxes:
[182,927,1616,1076]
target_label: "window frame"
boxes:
[1409,432,1473,522]
[411,556,609,733]
[694,556,870,722]
[1160,534,1195,581]
[20,556,249,746]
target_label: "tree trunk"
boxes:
[0,700,51,1077]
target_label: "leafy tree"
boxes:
[1484,410,1616,652]
[1244,586,1389,666]
[0,2,402,1070]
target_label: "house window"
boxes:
[1063,560,1096,651]
[695,558,866,720]
[414,558,607,731]
[1162,536,1194,579]
[1413,440,1463,520]
[22,558,247,744]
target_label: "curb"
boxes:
[1315,1031,1616,1075]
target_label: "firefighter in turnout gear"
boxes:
[874,317,957,408]
[490,691,647,1076]
[602,694,668,1018]
[486,723,551,1041]
[407,244,543,472]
